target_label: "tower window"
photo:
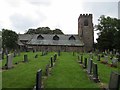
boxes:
[84,19,88,26]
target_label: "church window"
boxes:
[53,35,59,40]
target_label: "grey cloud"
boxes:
[118,1,120,19]
[10,13,41,32]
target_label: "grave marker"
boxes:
[50,57,53,67]
[36,69,42,90]
[6,54,13,69]
[23,54,28,62]
[92,63,100,82]
[45,64,49,76]
[108,71,120,90]
[83,58,87,69]
[87,59,93,74]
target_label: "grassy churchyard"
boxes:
[1,51,120,89]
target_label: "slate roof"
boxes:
[18,34,84,46]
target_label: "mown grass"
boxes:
[2,52,55,89]
[1,52,120,89]
[44,52,99,88]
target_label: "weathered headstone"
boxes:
[2,51,4,59]
[108,71,120,90]
[35,54,38,58]
[36,69,42,90]
[23,54,28,62]
[101,56,108,64]
[78,55,80,61]
[111,58,118,67]
[83,58,87,69]
[45,64,49,76]
[50,57,53,67]
[79,55,83,64]
[6,54,13,69]
[97,55,100,61]
[13,51,16,57]
[87,59,93,74]
[73,52,75,56]
[92,63,100,82]
[58,50,60,56]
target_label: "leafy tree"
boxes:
[95,15,119,51]
[2,29,18,50]
[25,27,64,34]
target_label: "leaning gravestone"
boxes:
[36,69,42,90]
[23,54,28,62]
[6,54,13,69]
[108,71,120,90]
[87,59,93,74]
[92,63,100,82]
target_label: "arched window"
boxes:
[37,35,44,40]
[69,35,76,40]
[84,19,88,26]
[53,35,59,40]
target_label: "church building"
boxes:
[18,14,94,52]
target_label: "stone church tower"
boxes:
[78,14,94,51]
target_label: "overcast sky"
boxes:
[0,0,119,42]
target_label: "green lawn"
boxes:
[44,52,99,88]
[1,52,119,89]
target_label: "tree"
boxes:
[95,15,119,51]
[2,29,18,50]
[25,27,64,34]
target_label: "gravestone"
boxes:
[79,55,83,64]
[23,54,28,62]
[111,58,118,67]
[92,63,100,82]
[0,51,2,60]
[58,50,60,56]
[45,64,49,76]
[73,52,75,56]
[6,54,13,69]
[18,51,20,56]
[102,56,108,64]
[50,57,53,67]
[78,55,80,61]
[87,59,93,74]
[108,71,120,90]
[97,55,100,61]
[53,54,56,62]
[83,58,87,69]
[2,51,4,59]
[35,54,38,58]
[36,69,42,90]
[13,51,16,57]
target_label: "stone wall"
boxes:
[26,45,83,52]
